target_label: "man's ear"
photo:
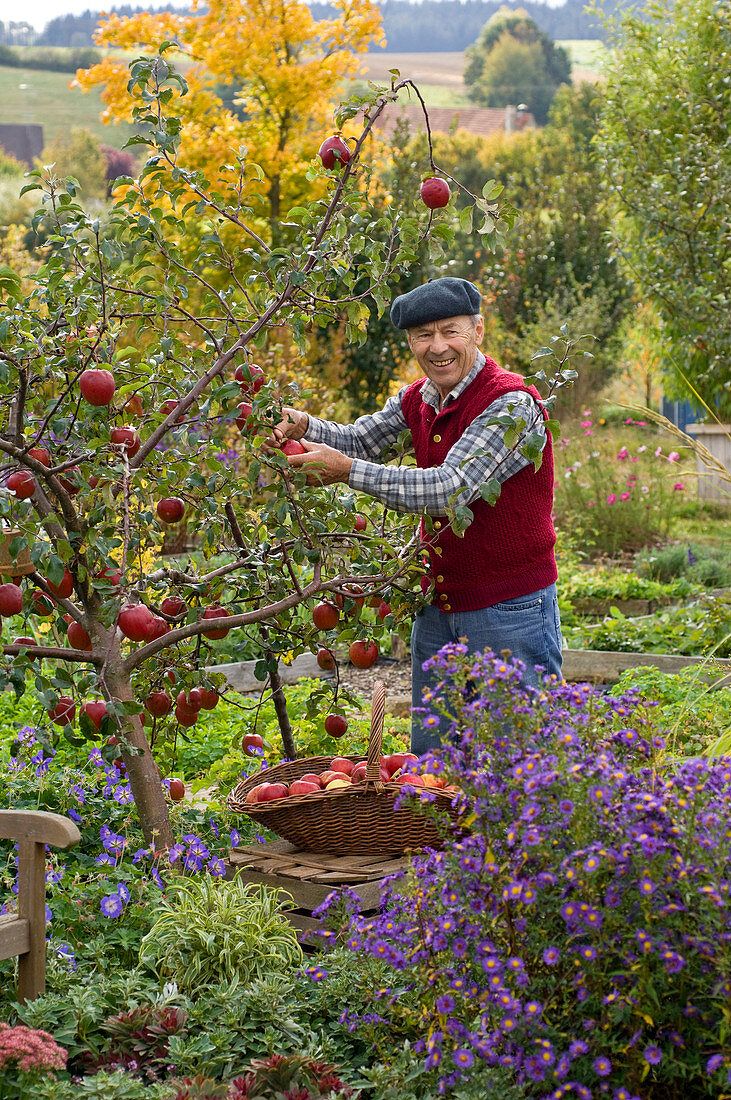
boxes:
[475,316,485,344]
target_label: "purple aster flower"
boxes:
[569,1040,589,1057]
[594,1055,612,1076]
[643,1045,662,1065]
[454,1048,474,1069]
[100,893,124,918]
[305,965,328,981]
[436,994,455,1014]
[543,946,560,965]
[706,1054,724,1075]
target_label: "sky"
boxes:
[16,0,565,34]
[15,1,191,32]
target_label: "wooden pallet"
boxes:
[226,839,407,944]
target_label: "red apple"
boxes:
[110,426,141,457]
[245,783,267,804]
[319,770,340,786]
[281,439,307,456]
[300,772,324,788]
[242,732,264,757]
[160,399,182,421]
[199,687,219,710]
[160,595,187,618]
[13,635,36,650]
[318,135,351,170]
[235,401,254,432]
[80,368,116,406]
[201,605,231,639]
[351,761,368,782]
[325,714,348,738]
[96,567,121,589]
[157,497,186,524]
[378,601,391,621]
[395,772,426,786]
[312,601,339,630]
[28,447,51,467]
[174,706,198,728]
[235,363,265,394]
[31,591,55,616]
[329,756,354,775]
[385,752,419,776]
[124,394,144,417]
[81,700,108,730]
[118,604,154,642]
[57,467,81,495]
[349,640,378,669]
[48,696,75,725]
[146,690,173,717]
[420,177,451,209]
[0,583,23,616]
[7,470,36,499]
[67,620,92,650]
[288,779,320,797]
[169,777,186,802]
[256,782,288,802]
[48,569,73,600]
[178,688,204,712]
[145,616,170,642]
[316,647,336,671]
[335,585,365,610]
[353,513,368,532]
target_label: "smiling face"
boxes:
[407,314,484,402]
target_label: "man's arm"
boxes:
[274,392,409,461]
[287,391,547,512]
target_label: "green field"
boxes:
[0,39,605,159]
[0,65,134,148]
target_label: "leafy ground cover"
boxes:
[563,593,731,659]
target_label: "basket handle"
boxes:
[365,679,386,787]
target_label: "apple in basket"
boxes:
[383,752,419,776]
[319,770,341,786]
[288,779,320,796]
[422,774,446,789]
[300,772,324,788]
[329,756,354,775]
[255,782,289,802]
[326,777,352,789]
[395,773,426,787]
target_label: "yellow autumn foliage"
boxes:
[76,0,384,228]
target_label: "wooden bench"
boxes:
[0,809,81,1003]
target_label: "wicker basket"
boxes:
[226,680,458,855]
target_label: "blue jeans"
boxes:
[410,584,563,755]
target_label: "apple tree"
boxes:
[0,51,523,849]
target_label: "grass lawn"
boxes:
[0,64,135,147]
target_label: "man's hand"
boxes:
[271,407,309,443]
[285,439,353,486]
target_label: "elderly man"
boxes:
[276,277,562,753]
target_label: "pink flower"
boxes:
[668,451,680,462]
[625,418,634,425]
[583,429,594,436]
[606,494,617,505]
[637,445,646,453]
[654,446,663,457]
[581,420,592,429]
[630,456,639,462]
[620,492,630,501]
[586,501,595,508]
[673,482,685,491]
[617,446,629,460]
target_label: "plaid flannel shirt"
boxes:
[304,351,547,516]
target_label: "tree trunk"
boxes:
[100,635,175,850]
[268,656,296,760]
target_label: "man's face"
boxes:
[406,314,484,401]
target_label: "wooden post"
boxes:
[0,810,81,1003]
[16,837,47,1003]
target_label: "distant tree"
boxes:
[37,128,108,202]
[465,6,571,124]
[598,0,731,420]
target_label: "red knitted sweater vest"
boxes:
[401,356,557,612]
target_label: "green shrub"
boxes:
[635,542,731,588]
[610,665,731,757]
[139,878,302,992]
[564,593,731,658]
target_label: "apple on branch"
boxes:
[420,177,451,209]
[80,368,116,407]
[318,135,351,170]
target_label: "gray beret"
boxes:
[390,277,481,330]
